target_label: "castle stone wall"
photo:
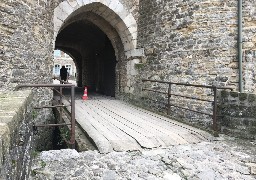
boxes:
[135,0,256,93]
[1,0,255,94]
[0,0,256,139]
[218,90,256,139]
[0,0,54,91]
[0,90,55,179]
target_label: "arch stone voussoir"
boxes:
[115,21,128,33]
[108,0,118,11]
[67,0,78,8]
[55,0,141,57]
[76,0,83,6]
[59,1,74,15]
[101,0,111,7]
[82,0,94,4]
[54,18,63,33]
[54,7,68,22]
[123,13,136,28]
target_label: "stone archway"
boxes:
[53,0,144,96]
[54,0,143,58]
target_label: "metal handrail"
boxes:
[16,83,76,149]
[142,79,233,133]
[142,79,233,90]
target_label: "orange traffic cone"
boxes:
[82,87,88,100]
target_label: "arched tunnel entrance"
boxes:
[54,1,141,97]
[55,20,117,97]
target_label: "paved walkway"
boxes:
[30,135,256,180]
[70,95,212,153]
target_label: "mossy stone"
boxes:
[248,94,256,103]
[230,91,238,98]
[135,63,144,69]
[249,127,256,135]
[239,93,247,101]
[221,91,229,98]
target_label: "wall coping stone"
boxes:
[0,90,32,171]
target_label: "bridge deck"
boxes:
[67,95,212,153]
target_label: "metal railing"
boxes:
[16,82,76,149]
[142,79,233,133]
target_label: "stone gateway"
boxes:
[0,0,256,179]
[1,0,256,93]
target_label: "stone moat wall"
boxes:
[0,90,55,179]
[218,91,256,139]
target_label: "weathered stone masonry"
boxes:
[136,0,256,92]
[0,1,57,179]
[0,4,256,177]
[0,90,54,179]
[134,0,256,130]
[2,1,254,94]
[0,0,55,91]
[218,91,256,139]
[2,0,254,95]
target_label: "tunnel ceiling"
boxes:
[56,20,106,50]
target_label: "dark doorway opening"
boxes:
[55,20,117,97]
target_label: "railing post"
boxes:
[213,86,218,136]
[59,87,63,123]
[70,86,76,149]
[167,83,171,115]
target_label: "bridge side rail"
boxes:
[16,83,76,149]
[142,79,233,134]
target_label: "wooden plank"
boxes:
[92,99,190,145]
[69,100,113,153]
[78,101,141,151]
[88,99,190,147]
[94,98,210,144]
[89,99,168,147]
[98,97,211,141]
[85,100,158,149]
[63,94,212,152]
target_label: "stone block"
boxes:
[101,0,111,7]
[230,91,238,98]
[126,48,144,59]
[248,94,256,103]
[54,6,69,22]
[123,13,136,29]
[115,21,127,32]
[220,90,229,100]
[243,42,255,49]
[128,25,137,34]
[246,163,256,175]
[76,0,83,6]
[124,86,129,93]
[124,42,133,52]
[67,0,78,8]
[0,123,10,170]
[59,1,74,15]
[108,0,118,11]
[53,18,63,33]
[239,93,248,101]
[83,0,94,4]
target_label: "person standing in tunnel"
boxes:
[60,65,68,84]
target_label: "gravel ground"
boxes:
[29,135,256,180]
